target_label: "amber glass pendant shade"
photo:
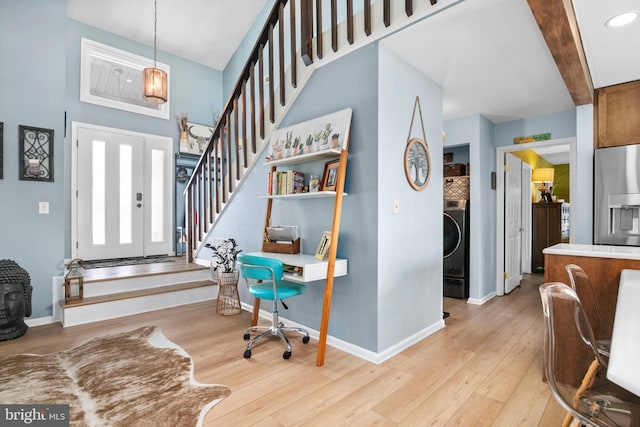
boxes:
[143,67,167,104]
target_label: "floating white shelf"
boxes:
[248,252,347,283]
[264,148,343,167]
[260,191,347,200]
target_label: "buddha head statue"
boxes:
[0,260,32,341]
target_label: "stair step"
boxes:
[81,258,208,284]
[61,280,216,309]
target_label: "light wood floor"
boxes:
[0,273,565,426]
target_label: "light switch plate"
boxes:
[39,201,49,215]
[393,198,400,215]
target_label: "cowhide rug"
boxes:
[0,326,231,426]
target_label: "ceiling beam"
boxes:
[527,0,593,105]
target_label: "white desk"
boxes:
[247,252,347,283]
[608,269,640,396]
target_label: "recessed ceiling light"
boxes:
[125,78,133,83]
[605,11,638,28]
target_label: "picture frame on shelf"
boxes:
[19,125,54,182]
[315,231,332,260]
[321,159,340,191]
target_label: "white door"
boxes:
[521,163,532,274]
[504,153,523,293]
[74,125,173,260]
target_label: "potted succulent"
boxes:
[304,134,314,153]
[330,133,340,148]
[205,238,243,315]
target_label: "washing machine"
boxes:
[443,199,469,299]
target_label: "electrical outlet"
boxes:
[393,198,400,215]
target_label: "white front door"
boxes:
[73,124,173,260]
[504,153,523,294]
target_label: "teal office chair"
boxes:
[237,253,310,359]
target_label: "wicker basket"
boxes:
[216,270,241,315]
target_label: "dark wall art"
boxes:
[19,125,54,182]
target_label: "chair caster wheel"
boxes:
[243,333,250,340]
[283,351,291,359]
[244,349,251,358]
[302,336,310,344]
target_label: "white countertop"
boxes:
[543,243,640,260]
[607,269,640,396]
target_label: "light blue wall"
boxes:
[494,108,597,244]
[575,104,593,244]
[494,109,576,147]
[0,0,67,319]
[223,1,276,100]
[444,145,469,168]
[477,115,496,298]
[0,0,223,319]
[378,45,443,350]
[211,43,381,351]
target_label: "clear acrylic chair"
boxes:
[539,282,640,427]
[565,264,612,359]
[237,253,310,360]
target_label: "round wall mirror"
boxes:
[404,137,431,191]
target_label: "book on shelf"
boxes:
[268,170,305,195]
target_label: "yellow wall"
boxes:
[511,150,554,169]
[512,151,569,203]
[553,164,570,202]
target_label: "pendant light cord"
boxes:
[153,0,158,67]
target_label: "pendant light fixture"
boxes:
[143,0,167,104]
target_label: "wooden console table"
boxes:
[543,243,640,386]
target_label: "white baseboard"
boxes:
[240,301,445,364]
[467,292,496,305]
[25,316,58,327]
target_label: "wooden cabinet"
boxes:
[595,80,640,148]
[532,202,562,271]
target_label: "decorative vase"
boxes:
[179,131,189,151]
[216,270,241,315]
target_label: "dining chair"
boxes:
[565,264,612,359]
[236,253,310,360]
[539,282,640,427]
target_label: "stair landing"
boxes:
[61,258,218,327]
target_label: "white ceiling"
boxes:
[532,145,570,165]
[572,0,640,88]
[66,0,640,125]
[66,0,268,71]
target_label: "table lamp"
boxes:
[532,167,554,202]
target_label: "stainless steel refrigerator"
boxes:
[594,144,640,246]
